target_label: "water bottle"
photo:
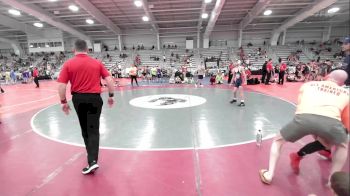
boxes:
[256,129,262,147]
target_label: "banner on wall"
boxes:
[186,39,193,49]
[93,43,102,53]
[205,62,218,69]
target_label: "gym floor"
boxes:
[0,79,348,196]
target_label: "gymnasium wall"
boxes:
[0,26,348,53]
[0,42,12,50]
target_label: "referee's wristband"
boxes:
[109,93,114,97]
[61,99,67,104]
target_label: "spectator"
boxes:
[261,61,267,83]
[278,60,287,85]
[265,59,273,85]
[341,37,350,85]
[129,64,139,87]
[216,71,224,84]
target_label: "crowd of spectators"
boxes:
[0,51,68,85]
[163,44,177,49]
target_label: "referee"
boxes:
[57,39,115,174]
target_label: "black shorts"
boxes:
[198,75,203,79]
[234,78,242,87]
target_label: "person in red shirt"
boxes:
[33,67,39,88]
[57,39,115,175]
[278,60,287,85]
[265,59,273,85]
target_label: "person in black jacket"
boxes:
[342,37,350,85]
[261,61,267,83]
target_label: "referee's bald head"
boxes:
[74,39,88,52]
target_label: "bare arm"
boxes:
[58,82,67,101]
[58,82,70,115]
[104,76,115,107]
[104,76,114,94]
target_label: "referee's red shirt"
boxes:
[57,53,110,93]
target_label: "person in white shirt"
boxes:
[129,64,139,86]
[196,66,205,87]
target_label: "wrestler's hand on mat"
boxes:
[108,97,115,108]
[61,103,71,115]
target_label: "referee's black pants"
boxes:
[72,93,103,165]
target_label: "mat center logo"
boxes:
[148,97,186,106]
[129,94,206,109]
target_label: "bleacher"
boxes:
[233,46,268,71]
[3,43,343,82]
[270,45,309,63]
[302,44,343,63]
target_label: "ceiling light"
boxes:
[86,19,94,24]
[205,0,212,3]
[142,16,149,22]
[134,0,143,7]
[33,22,43,28]
[48,0,58,2]
[201,13,209,19]
[263,10,272,16]
[327,7,339,14]
[68,5,79,12]
[8,9,21,16]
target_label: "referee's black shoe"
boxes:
[82,161,99,175]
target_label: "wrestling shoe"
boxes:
[238,102,245,107]
[230,99,237,104]
[318,150,332,160]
